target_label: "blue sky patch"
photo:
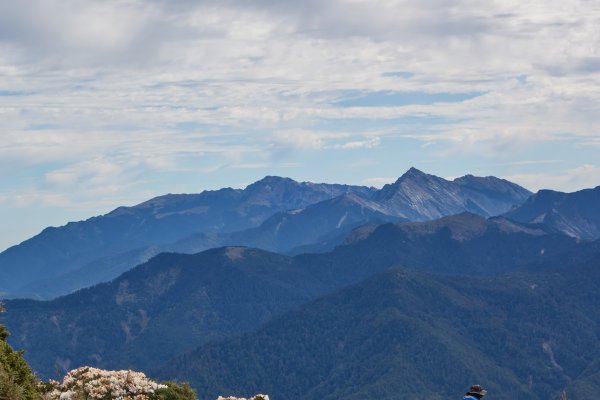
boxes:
[382,71,414,79]
[26,123,61,130]
[314,115,461,132]
[0,90,33,96]
[334,90,485,107]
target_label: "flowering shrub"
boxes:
[37,364,264,400]
[41,367,167,400]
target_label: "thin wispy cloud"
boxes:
[0,0,599,249]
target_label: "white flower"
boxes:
[44,366,167,400]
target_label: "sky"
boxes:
[1,0,600,251]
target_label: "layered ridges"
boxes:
[3,213,586,381]
[0,169,533,298]
[157,257,600,400]
[505,186,600,240]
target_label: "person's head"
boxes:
[466,384,487,399]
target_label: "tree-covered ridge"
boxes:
[4,213,593,380]
[2,303,202,400]
[0,303,40,400]
[157,256,600,400]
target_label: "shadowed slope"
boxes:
[504,186,600,240]
[157,257,600,400]
[2,214,586,379]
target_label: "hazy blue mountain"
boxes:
[4,169,533,299]
[23,209,574,300]
[373,167,532,220]
[156,256,600,400]
[231,193,401,251]
[18,193,398,299]
[0,177,372,296]
[2,214,586,379]
[174,193,404,255]
[17,245,166,300]
[16,207,554,300]
[504,186,600,240]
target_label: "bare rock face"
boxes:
[217,395,269,400]
[373,167,532,220]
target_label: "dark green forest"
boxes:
[157,258,600,400]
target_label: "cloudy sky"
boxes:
[1,0,599,250]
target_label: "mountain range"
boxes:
[2,168,600,400]
[0,168,532,299]
[2,213,589,380]
[0,177,372,298]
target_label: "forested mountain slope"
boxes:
[158,256,600,400]
[2,214,587,379]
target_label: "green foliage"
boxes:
[150,381,198,400]
[0,304,40,400]
[3,216,600,399]
[3,215,585,380]
[157,258,600,400]
[3,249,313,379]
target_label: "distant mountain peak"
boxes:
[245,176,297,191]
[371,168,532,220]
[397,167,433,181]
[375,167,439,202]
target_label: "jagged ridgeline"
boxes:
[0,169,532,299]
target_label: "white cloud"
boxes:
[361,177,396,187]
[272,130,327,150]
[1,0,600,247]
[504,160,563,167]
[336,137,380,149]
[504,164,600,192]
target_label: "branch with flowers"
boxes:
[38,366,268,400]
[38,367,205,400]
